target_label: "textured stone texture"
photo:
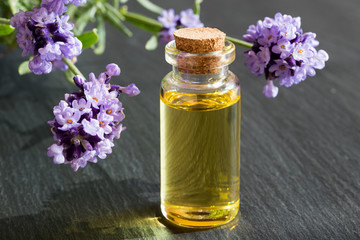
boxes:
[0,0,359,239]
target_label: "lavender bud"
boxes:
[119,84,141,97]
[106,63,121,77]
[74,75,86,89]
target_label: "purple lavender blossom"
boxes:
[96,139,114,159]
[272,38,292,58]
[243,12,329,97]
[263,80,279,98]
[118,84,141,97]
[52,59,68,71]
[159,27,176,44]
[57,108,82,131]
[106,63,121,77]
[269,60,292,84]
[101,101,124,122]
[82,118,105,139]
[41,0,87,15]
[47,144,65,164]
[47,64,140,171]
[244,47,270,77]
[257,26,279,47]
[10,6,83,75]
[109,124,124,141]
[71,150,96,171]
[179,9,204,28]
[72,98,91,114]
[157,8,204,44]
[29,55,53,74]
[158,9,179,28]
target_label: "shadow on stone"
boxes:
[0,178,172,239]
[0,177,245,239]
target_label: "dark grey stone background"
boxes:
[0,0,359,239]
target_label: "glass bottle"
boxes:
[160,39,240,228]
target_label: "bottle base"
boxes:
[161,200,239,228]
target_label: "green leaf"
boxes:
[103,5,132,37]
[77,29,98,49]
[113,0,120,9]
[145,35,158,51]
[94,17,106,55]
[7,0,39,13]
[136,0,163,15]
[8,0,24,14]
[0,30,17,47]
[8,0,21,14]
[193,0,203,15]
[18,60,31,75]
[121,9,163,34]
[66,4,77,19]
[0,17,10,25]
[104,3,124,21]
[0,24,14,36]
[74,6,97,35]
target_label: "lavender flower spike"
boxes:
[159,27,176,44]
[47,64,140,171]
[41,0,87,15]
[157,8,204,44]
[158,9,179,28]
[180,9,204,28]
[10,6,82,75]
[243,12,329,97]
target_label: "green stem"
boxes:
[226,36,253,49]
[136,0,163,15]
[62,56,84,80]
[120,8,163,33]
[0,17,11,25]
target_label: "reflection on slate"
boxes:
[1,179,163,239]
[1,0,360,239]
[0,178,241,239]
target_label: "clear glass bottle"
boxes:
[160,40,240,228]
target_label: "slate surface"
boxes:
[0,0,359,239]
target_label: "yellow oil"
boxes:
[160,90,240,228]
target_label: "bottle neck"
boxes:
[172,66,229,84]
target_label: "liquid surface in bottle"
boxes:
[160,90,240,228]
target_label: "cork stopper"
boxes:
[174,27,226,53]
[173,28,226,74]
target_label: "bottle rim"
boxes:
[165,40,236,72]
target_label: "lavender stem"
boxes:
[62,56,85,79]
[226,36,253,48]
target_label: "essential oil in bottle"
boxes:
[160,28,240,228]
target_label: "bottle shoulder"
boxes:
[161,71,240,111]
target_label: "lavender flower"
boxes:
[47,144,65,164]
[10,5,84,75]
[47,64,140,171]
[159,27,176,44]
[263,80,279,98]
[158,9,179,28]
[41,0,87,15]
[243,12,329,97]
[157,8,204,43]
[179,9,204,28]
